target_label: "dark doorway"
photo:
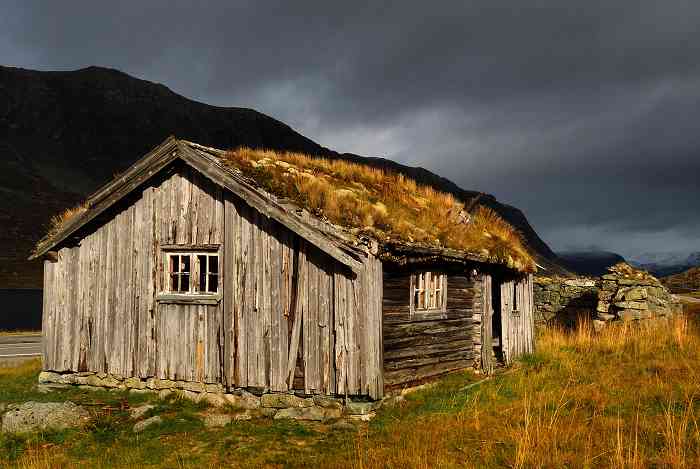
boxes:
[491,280,504,363]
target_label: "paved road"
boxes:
[0,335,42,358]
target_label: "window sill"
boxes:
[410,310,448,321]
[156,293,222,305]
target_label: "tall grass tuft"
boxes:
[346,316,700,468]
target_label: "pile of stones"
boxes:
[594,263,682,329]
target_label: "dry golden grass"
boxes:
[223,147,534,271]
[4,318,700,468]
[33,202,88,255]
[48,203,87,235]
[343,316,700,469]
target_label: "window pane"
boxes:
[181,274,190,292]
[171,255,179,273]
[181,255,190,274]
[171,274,178,292]
[208,274,219,293]
[209,256,219,274]
[198,255,207,292]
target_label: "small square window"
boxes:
[165,251,219,295]
[411,272,447,314]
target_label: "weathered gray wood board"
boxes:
[222,192,383,398]
[500,274,535,365]
[382,270,477,388]
[480,274,494,374]
[42,164,224,381]
[42,161,384,398]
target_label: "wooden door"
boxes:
[500,280,514,365]
[500,275,535,365]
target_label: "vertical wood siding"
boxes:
[43,161,384,398]
[382,269,476,388]
[500,274,535,365]
[42,164,224,382]
[222,192,383,398]
[480,274,494,374]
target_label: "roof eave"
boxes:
[30,137,366,273]
[29,136,181,260]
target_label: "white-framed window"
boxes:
[164,251,219,295]
[410,272,447,313]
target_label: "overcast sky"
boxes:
[3,0,699,259]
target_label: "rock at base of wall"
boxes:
[274,406,327,421]
[34,372,382,421]
[1,401,89,434]
[133,415,162,433]
[261,393,313,409]
[203,413,233,428]
[224,390,261,410]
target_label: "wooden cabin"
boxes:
[31,137,536,400]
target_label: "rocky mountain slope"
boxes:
[0,65,566,288]
[661,267,700,293]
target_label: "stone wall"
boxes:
[534,263,682,329]
[534,276,599,327]
[37,371,386,422]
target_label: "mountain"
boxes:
[0,65,567,288]
[661,267,700,293]
[629,252,700,277]
[556,251,626,277]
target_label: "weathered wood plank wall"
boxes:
[500,274,535,365]
[42,161,384,398]
[479,274,494,374]
[222,191,383,398]
[42,163,224,382]
[382,270,476,388]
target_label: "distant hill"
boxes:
[661,267,700,293]
[630,252,700,277]
[0,65,568,288]
[556,251,626,277]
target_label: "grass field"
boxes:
[3,312,700,468]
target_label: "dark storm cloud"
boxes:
[3,0,700,258]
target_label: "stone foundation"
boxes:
[37,371,382,421]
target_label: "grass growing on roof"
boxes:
[32,201,88,256]
[223,147,535,272]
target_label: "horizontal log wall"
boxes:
[382,270,477,388]
[43,161,384,398]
